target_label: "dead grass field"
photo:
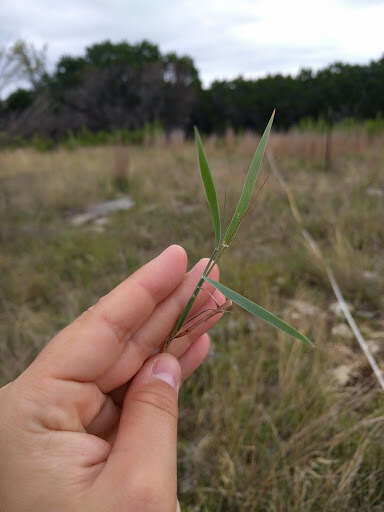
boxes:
[1,130,384,510]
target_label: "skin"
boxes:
[0,245,224,511]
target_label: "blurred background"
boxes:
[1,1,384,510]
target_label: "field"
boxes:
[1,130,384,510]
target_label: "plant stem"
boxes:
[162,246,222,351]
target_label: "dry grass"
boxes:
[1,130,384,510]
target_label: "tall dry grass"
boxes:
[1,130,384,510]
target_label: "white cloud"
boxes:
[0,0,383,89]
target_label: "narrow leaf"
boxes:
[223,110,275,246]
[194,127,221,247]
[205,277,313,346]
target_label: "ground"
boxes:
[1,130,384,510]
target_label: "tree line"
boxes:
[1,39,384,142]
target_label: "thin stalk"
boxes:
[163,113,275,352]
[162,247,220,351]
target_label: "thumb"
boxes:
[107,354,181,507]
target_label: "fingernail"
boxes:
[152,356,181,392]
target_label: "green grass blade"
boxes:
[223,110,275,246]
[205,277,313,346]
[194,127,221,247]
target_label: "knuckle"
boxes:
[83,295,131,346]
[129,483,165,510]
[131,385,178,420]
[129,482,175,512]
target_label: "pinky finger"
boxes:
[179,333,211,381]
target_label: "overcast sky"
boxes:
[1,0,384,87]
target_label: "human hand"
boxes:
[0,245,223,511]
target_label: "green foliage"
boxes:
[60,125,165,149]
[194,127,221,246]
[0,122,166,151]
[11,39,47,88]
[223,110,274,245]
[47,40,200,135]
[31,134,54,152]
[5,88,34,111]
[166,112,311,350]
[1,37,384,144]
[365,114,384,135]
[205,277,312,345]
[297,117,330,133]
[194,57,384,133]
[53,56,87,89]
[85,39,161,68]
[77,128,112,146]
[0,132,26,149]
[297,115,384,135]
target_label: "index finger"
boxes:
[30,245,187,382]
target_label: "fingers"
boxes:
[88,334,212,440]
[167,290,224,359]
[131,260,219,357]
[106,329,213,408]
[96,259,220,392]
[103,354,180,510]
[86,395,120,438]
[28,245,187,382]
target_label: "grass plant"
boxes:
[163,111,312,351]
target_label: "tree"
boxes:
[5,88,34,111]
[161,53,201,130]
[2,39,384,141]
[11,40,47,90]
[48,41,165,133]
[0,42,23,96]
[44,40,201,135]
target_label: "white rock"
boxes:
[70,213,94,226]
[90,217,110,233]
[69,197,134,226]
[366,187,384,197]
[331,323,353,339]
[246,318,257,332]
[94,217,109,226]
[356,310,377,319]
[289,311,301,321]
[363,270,379,281]
[332,364,357,386]
[366,340,381,355]
[289,299,321,316]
